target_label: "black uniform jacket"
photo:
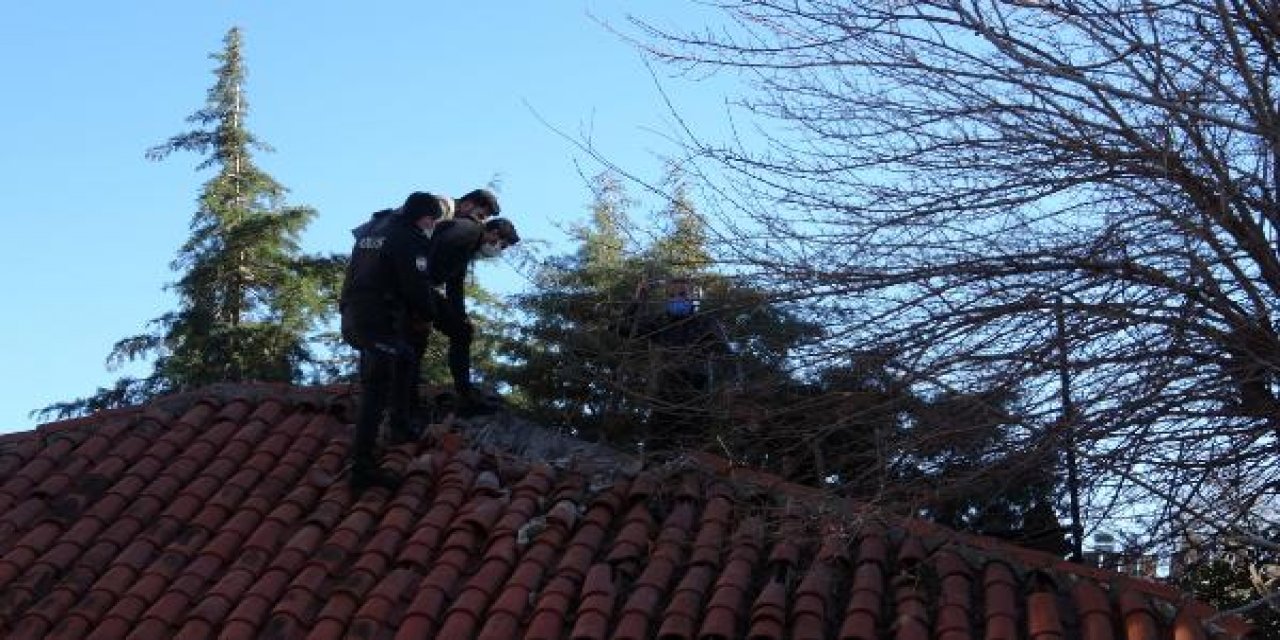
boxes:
[425,217,485,319]
[339,210,436,342]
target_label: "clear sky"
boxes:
[0,2,738,433]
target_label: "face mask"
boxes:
[478,241,504,259]
[666,299,695,317]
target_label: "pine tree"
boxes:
[499,170,821,449]
[580,173,631,285]
[39,27,343,419]
[497,172,646,441]
[648,164,711,276]
[904,387,1070,555]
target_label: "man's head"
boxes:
[477,218,520,259]
[665,277,697,317]
[403,191,451,221]
[456,188,501,221]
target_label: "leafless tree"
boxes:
[624,0,1280,592]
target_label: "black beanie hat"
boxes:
[402,191,445,220]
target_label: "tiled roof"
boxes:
[0,383,1252,640]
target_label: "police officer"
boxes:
[339,191,447,490]
[412,189,519,415]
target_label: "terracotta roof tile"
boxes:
[701,517,767,639]
[83,616,132,640]
[224,591,274,636]
[0,383,1253,639]
[1120,590,1161,640]
[1029,591,1065,639]
[934,566,973,640]
[270,592,316,639]
[571,562,618,640]
[9,614,54,639]
[984,562,1021,640]
[197,572,249,617]
[791,555,834,640]
[747,576,787,639]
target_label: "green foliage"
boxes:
[39,27,342,420]
[729,349,1069,554]
[1179,543,1280,637]
[497,169,821,448]
[496,172,647,442]
[904,388,1069,555]
[731,352,914,487]
[648,164,710,275]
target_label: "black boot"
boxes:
[456,387,499,418]
[386,411,424,446]
[350,459,402,492]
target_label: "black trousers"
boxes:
[352,340,416,464]
[415,288,476,397]
[342,311,416,466]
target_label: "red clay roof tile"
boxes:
[571,563,618,640]
[145,588,192,627]
[440,589,491,638]
[83,616,132,640]
[349,589,397,630]
[226,591,274,634]
[747,577,788,639]
[1029,591,1065,639]
[892,574,932,640]
[935,573,973,640]
[794,571,833,639]
[1172,610,1208,640]
[1073,581,1113,640]
[1120,590,1161,640]
[197,576,247,617]
[0,384,1254,640]
[404,578,453,628]
[9,614,54,639]
[526,579,578,639]
[983,562,1020,640]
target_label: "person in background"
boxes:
[620,276,732,452]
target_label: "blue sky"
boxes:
[0,2,740,432]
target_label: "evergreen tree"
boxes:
[905,387,1069,555]
[1178,538,1280,636]
[498,172,647,442]
[39,27,342,419]
[739,351,1070,556]
[648,165,711,276]
[730,350,913,488]
[580,173,631,285]
[499,170,821,449]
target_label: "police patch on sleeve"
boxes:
[415,256,428,271]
